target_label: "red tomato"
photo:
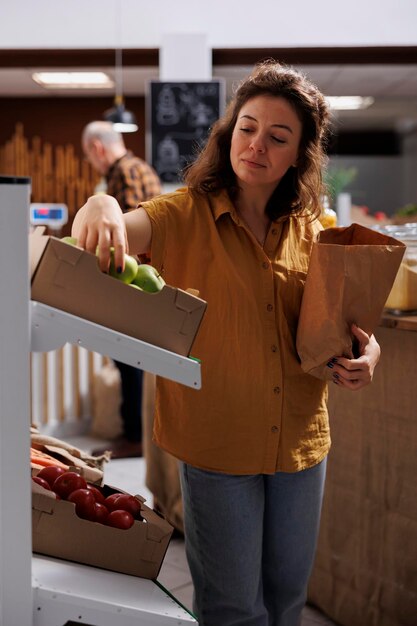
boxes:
[104,493,123,511]
[106,510,135,530]
[86,484,106,505]
[37,466,66,488]
[68,488,96,520]
[32,476,51,490]
[113,494,142,520]
[94,502,109,524]
[52,472,87,499]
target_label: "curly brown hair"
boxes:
[184,60,331,220]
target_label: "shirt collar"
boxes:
[210,188,291,226]
[106,151,130,180]
[210,189,239,223]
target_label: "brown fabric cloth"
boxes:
[142,188,329,474]
[142,372,184,534]
[308,324,417,626]
[106,151,162,213]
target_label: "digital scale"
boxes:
[30,203,68,229]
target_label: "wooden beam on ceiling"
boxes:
[0,46,416,69]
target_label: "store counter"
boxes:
[308,313,417,626]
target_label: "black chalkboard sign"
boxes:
[147,80,225,184]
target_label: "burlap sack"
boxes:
[142,372,184,533]
[90,361,123,439]
[296,223,405,380]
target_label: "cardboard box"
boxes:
[32,483,173,579]
[30,229,207,356]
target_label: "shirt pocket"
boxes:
[280,268,307,344]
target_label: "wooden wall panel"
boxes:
[0,96,146,159]
[0,123,99,233]
[0,96,146,234]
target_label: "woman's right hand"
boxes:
[72,194,128,273]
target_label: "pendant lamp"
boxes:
[103,47,138,133]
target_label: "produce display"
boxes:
[61,236,165,293]
[61,236,78,246]
[53,471,88,499]
[32,476,52,490]
[32,465,143,530]
[30,426,107,482]
[385,256,417,311]
[103,247,138,284]
[394,202,417,222]
[31,439,173,577]
[30,447,69,470]
[131,264,166,292]
[36,465,66,485]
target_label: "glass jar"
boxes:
[319,195,337,229]
[383,224,417,314]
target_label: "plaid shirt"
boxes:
[106,151,162,213]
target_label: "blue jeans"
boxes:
[179,458,327,626]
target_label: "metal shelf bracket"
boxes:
[30,301,202,389]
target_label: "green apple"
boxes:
[61,236,78,246]
[132,264,165,293]
[130,283,143,291]
[95,246,138,284]
[108,249,138,284]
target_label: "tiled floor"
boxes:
[67,435,338,625]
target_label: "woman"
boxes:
[73,61,380,626]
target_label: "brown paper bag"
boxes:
[296,223,405,380]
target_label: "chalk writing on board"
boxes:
[147,81,225,183]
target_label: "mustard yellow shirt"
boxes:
[142,188,330,474]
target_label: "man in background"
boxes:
[82,121,162,458]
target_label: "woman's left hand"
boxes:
[327,324,381,391]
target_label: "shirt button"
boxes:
[267,304,273,312]
[271,425,279,433]
[273,386,281,394]
[262,261,269,269]
[271,345,278,352]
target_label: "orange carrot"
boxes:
[30,447,69,469]
[31,462,44,471]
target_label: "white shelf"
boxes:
[0,176,200,625]
[33,555,197,625]
[28,303,201,624]
[31,301,202,389]
[0,177,33,625]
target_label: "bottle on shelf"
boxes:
[319,195,337,229]
[382,224,417,314]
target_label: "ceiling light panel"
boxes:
[326,96,375,110]
[32,72,114,89]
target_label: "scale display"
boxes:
[30,203,68,229]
